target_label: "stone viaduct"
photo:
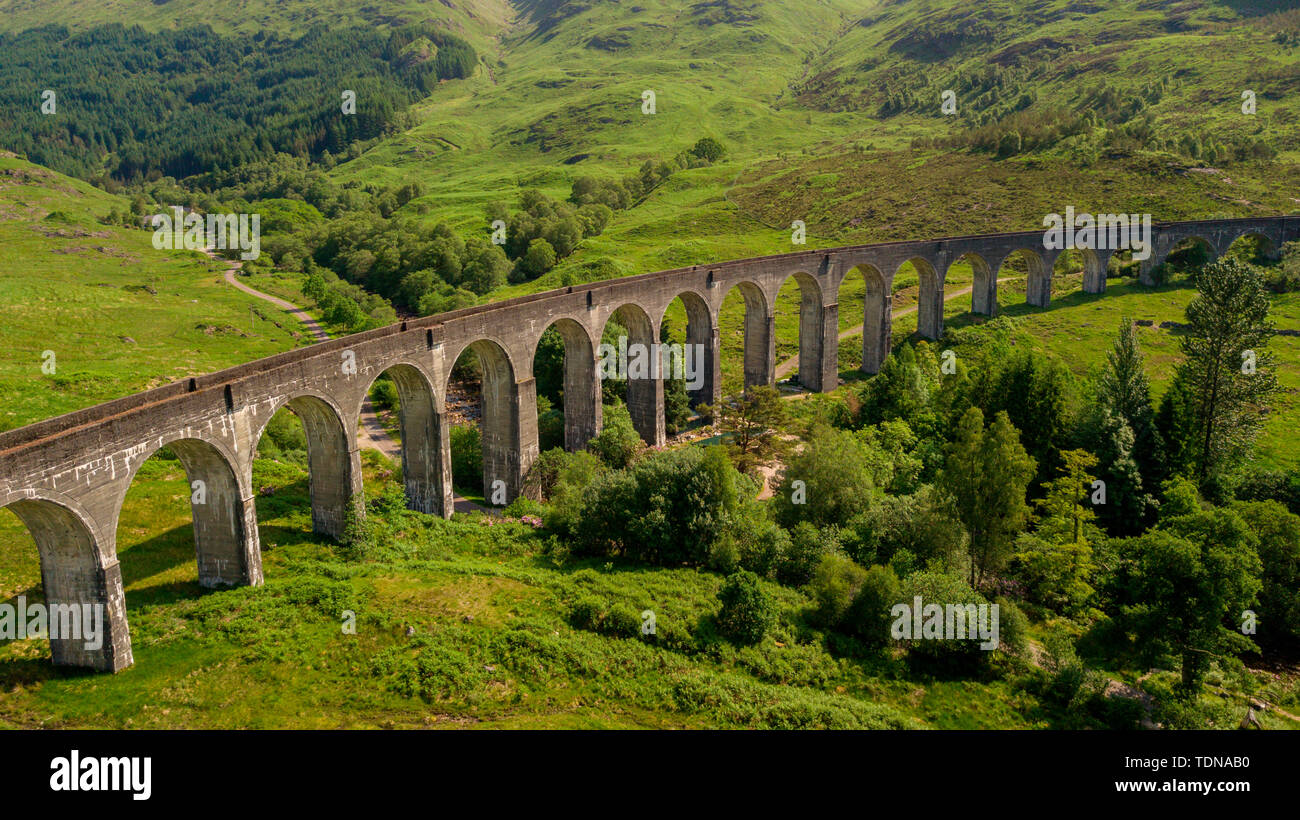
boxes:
[1,215,1295,671]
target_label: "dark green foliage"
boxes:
[1177,258,1280,489]
[370,376,399,412]
[449,425,482,490]
[573,445,738,566]
[689,137,726,162]
[772,423,875,529]
[588,403,643,469]
[780,521,839,586]
[966,347,1074,488]
[716,570,775,645]
[2,23,475,181]
[1154,371,1199,482]
[808,553,868,628]
[1229,501,1300,645]
[664,372,691,436]
[844,565,902,645]
[1110,510,1262,695]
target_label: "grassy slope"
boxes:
[0,453,1090,729]
[0,155,315,429]
[0,0,512,52]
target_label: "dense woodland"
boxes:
[0,23,476,182]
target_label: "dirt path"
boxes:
[210,252,489,514]
[208,252,331,343]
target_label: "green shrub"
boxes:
[844,564,901,645]
[588,403,643,469]
[808,554,867,628]
[779,521,839,586]
[573,445,739,566]
[717,570,775,646]
[450,425,482,489]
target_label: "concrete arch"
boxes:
[996,248,1050,308]
[361,363,452,518]
[2,495,132,671]
[656,290,719,409]
[952,251,996,316]
[117,436,262,589]
[601,303,664,447]
[860,264,892,374]
[720,280,773,392]
[447,338,534,502]
[778,271,829,390]
[253,392,356,539]
[902,257,943,340]
[1144,234,1218,284]
[1076,248,1111,294]
[536,317,602,451]
[1222,229,1280,263]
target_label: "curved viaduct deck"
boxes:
[1,215,1295,670]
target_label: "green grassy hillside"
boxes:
[0,155,309,429]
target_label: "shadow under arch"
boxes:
[720,280,771,391]
[121,436,262,589]
[601,303,664,446]
[253,392,354,540]
[361,362,451,517]
[535,316,601,451]
[446,337,531,501]
[1148,234,1218,283]
[778,270,826,389]
[2,496,131,671]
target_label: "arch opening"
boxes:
[601,304,664,447]
[772,272,826,391]
[718,280,772,394]
[995,248,1047,311]
[364,363,450,517]
[860,264,891,375]
[834,266,867,375]
[954,252,995,316]
[658,292,715,435]
[1149,235,1217,284]
[1,499,131,671]
[533,318,600,453]
[447,338,531,505]
[253,394,354,539]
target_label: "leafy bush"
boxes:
[808,553,868,628]
[716,570,775,646]
[588,403,643,469]
[450,425,482,489]
[573,445,738,565]
[844,565,902,645]
[779,521,839,586]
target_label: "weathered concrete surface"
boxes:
[1,216,1294,671]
